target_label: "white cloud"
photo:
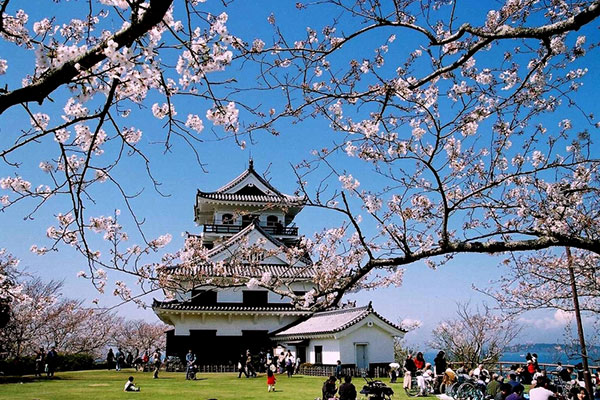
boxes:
[519,310,574,330]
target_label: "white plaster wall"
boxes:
[181,283,315,305]
[337,319,398,365]
[171,313,303,336]
[308,338,340,365]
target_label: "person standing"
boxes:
[294,355,301,374]
[238,353,248,378]
[185,349,197,380]
[106,348,115,370]
[142,351,149,371]
[278,351,285,374]
[115,348,124,371]
[152,348,161,379]
[338,375,357,400]
[403,354,417,390]
[34,347,45,377]
[335,360,343,382]
[246,350,257,377]
[46,346,58,378]
[286,352,295,377]
[267,368,277,392]
[433,351,447,393]
[125,351,133,368]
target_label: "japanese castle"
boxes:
[153,161,405,369]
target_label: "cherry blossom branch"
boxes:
[0,0,173,114]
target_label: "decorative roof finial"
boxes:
[248,157,254,170]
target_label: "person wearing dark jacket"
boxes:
[495,383,513,400]
[403,354,417,390]
[339,375,357,400]
[106,348,115,370]
[433,351,448,393]
[322,376,338,399]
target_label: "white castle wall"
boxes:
[170,313,303,336]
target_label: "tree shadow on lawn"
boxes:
[0,375,64,384]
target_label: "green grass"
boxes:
[0,369,411,400]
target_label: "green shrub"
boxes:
[0,353,98,376]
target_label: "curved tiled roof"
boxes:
[152,299,312,314]
[272,303,406,338]
[205,221,290,258]
[197,191,305,204]
[201,221,312,266]
[165,222,313,279]
[165,262,315,279]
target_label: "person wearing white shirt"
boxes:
[528,376,555,400]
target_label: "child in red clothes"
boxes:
[267,368,276,392]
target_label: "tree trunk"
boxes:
[565,247,594,396]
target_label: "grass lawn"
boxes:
[0,369,411,400]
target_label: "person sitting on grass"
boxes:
[322,375,338,400]
[506,384,526,400]
[495,383,513,400]
[338,375,357,400]
[124,376,140,392]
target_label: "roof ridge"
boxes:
[211,164,285,197]
[214,169,251,193]
[313,305,370,316]
[205,222,258,258]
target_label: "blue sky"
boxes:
[1,0,598,348]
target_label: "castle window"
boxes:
[191,289,217,305]
[315,346,323,364]
[243,290,268,306]
[241,214,259,227]
[222,213,234,225]
[266,215,278,227]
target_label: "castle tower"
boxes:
[153,162,315,364]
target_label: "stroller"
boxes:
[360,375,394,400]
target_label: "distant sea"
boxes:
[423,346,600,366]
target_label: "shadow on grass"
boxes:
[0,375,63,384]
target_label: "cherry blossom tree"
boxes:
[429,302,520,366]
[111,319,167,355]
[0,0,599,312]
[0,277,120,358]
[0,249,23,329]
[212,0,600,309]
[482,248,599,392]
[0,0,256,303]
[483,250,599,315]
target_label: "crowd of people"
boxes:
[28,343,600,399]
[236,348,301,379]
[394,350,600,400]
[106,347,163,378]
